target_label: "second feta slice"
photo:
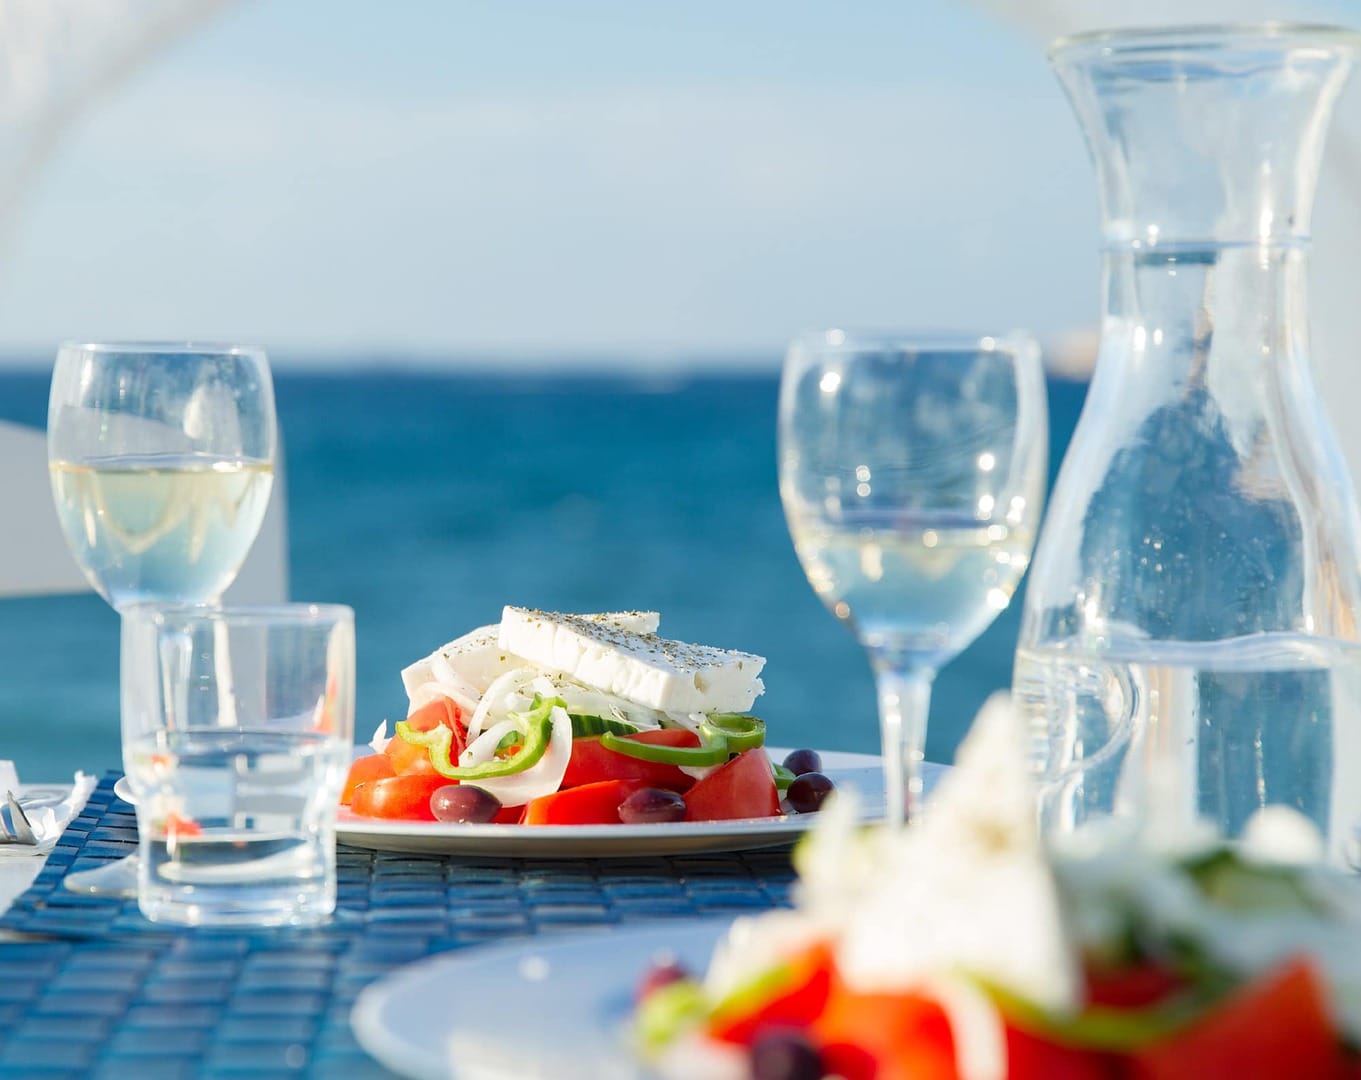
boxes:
[498,606,765,714]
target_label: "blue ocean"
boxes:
[0,368,1087,781]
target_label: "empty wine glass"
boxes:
[47,342,277,894]
[779,331,1047,827]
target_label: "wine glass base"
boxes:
[63,855,138,899]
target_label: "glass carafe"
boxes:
[1016,25,1361,865]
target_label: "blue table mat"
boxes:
[0,773,796,1079]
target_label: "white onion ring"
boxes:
[409,680,476,716]
[459,719,525,767]
[925,975,1006,1080]
[469,705,573,807]
[467,667,538,741]
[677,712,719,780]
[426,655,482,712]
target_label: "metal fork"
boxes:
[0,791,38,845]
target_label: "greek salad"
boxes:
[636,696,1361,1079]
[341,608,835,826]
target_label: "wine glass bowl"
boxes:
[779,331,1047,826]
[47,342,276,609]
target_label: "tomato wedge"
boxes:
[386,697,468,776]
[341,753,397,804]
[707,942,834,1045]
[407,696,466,734]
[561,730,700,791]
[523,779,648,825]
[1085,962,1185,1010]
[1004,1026,1113,1080]
[812,974,958,1080]
[1127,957,1344,1080]
[386,735,439,776]
[350,774,450,821]
[683,749,780,822]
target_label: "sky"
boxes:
[0,1,1133,365]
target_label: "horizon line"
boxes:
[0,343,1094,380]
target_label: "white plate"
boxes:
[353,917,734,1080]
[336,750,943,858]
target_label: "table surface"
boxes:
[0,857,41,916]
[0,772,808,1079]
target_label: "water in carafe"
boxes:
[1016,26,1361,866]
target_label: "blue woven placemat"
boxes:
[0,773,795,1079]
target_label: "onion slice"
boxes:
[460,719,525,767]
[679,713,722,780]
[426,654,483,712]
[466,666,538,741]
[469,704,574,807]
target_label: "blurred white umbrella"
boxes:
[0,0,233,236]
[974,0,1361,494]
[0,0,286,602]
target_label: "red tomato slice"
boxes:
[707,942,834,1045]
[1004,1025,1113,1080]
[683,749,780,822]
[386,735,439,777]
[341,753,397,804]
[386,697,468,776]
[561,730,700,791]
[493,803,526,825]
[812,974,958,1080]
[522,779,648,825]
[406,696,466,734]
[1127,957,1345,1080]
[1084,962,1185,1009]
[349,774,450,821]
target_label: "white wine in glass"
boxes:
[49,345,275,608]
[779,331,1047,827]
[47,342,278,894]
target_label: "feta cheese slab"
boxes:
[402,610,660,701]
[497,606,765,713]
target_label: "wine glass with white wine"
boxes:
[779,331,1047,827]
[47,342,277,894]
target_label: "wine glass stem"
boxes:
[871,658,933,829]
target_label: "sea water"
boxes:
[1013,632,1361,866]
[125,729,348,926]
[0,371,1092,781]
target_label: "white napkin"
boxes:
[0,762,98,856]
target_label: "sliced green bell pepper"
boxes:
[600,728,730,766]
[396,709,554,781]
[704,713,766,752]
[598,715,766,767]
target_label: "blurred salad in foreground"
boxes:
[637,695,1361,1079]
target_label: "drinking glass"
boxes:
[47,342,277,895]
[48,342,276,609]
[779,331,1047,827]
[121,604,354,926]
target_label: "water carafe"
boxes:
[1015,25,1361,864]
